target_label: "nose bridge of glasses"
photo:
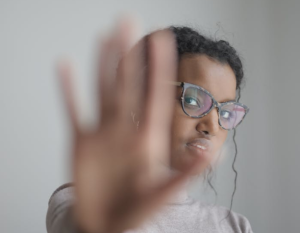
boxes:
[212,99,221,112]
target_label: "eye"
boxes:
[184,96,201,107]
[220,110,232,120]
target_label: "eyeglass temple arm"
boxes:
[163,81,183,87]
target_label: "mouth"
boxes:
[186,138,213,159]
[192,144,206,150]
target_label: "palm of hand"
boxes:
[58,20,205,233]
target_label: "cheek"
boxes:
[215,130,228,150]
[170,104,192,151]
[210,130,228,162]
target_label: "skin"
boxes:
[170,54,237,174]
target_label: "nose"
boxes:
[196,108,220,136]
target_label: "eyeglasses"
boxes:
[171,81,249,130]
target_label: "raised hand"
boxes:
[58,20,206,233]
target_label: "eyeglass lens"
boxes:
[183,86,246,129]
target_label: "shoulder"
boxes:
[46,183,76,232]
[48,182,75,205]
[197,202,254,233]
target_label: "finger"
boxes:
[140,30,177,170]
[97,20,138,127]
[97,35,118,126]
[115,19,144,128]
[57,61,81,136]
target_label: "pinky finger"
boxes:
[57,60,82,137]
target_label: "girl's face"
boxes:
[170,54,237,174]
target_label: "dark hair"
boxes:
[169,26,244,216]
[169,26,244,100]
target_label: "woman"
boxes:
[46,21,252,233]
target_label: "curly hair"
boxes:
[170,26,244,93]
[169,26,245,215]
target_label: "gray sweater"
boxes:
[46,183,253,233]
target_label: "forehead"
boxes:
[177,54,236,102]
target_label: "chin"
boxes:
[170,152,210,176]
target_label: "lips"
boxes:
[186,138,213,158]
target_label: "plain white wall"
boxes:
[1,0,299,232]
